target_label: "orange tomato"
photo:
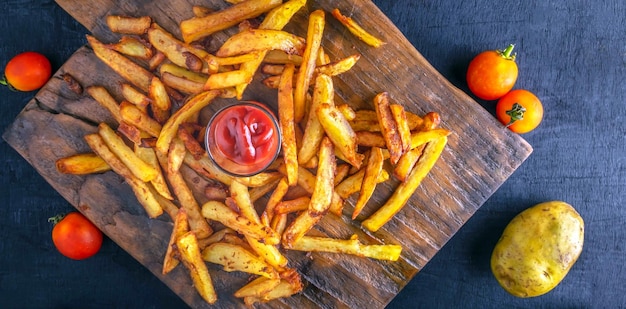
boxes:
[1,51,52,91]
[496,89,543,134]
[466,44,518,101]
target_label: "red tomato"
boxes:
[466,44,518,101]
[496,89,544,134]
[50,212,103,260]
[1,51,52,91]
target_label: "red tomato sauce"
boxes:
[206,102,280,176]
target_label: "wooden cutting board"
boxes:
[3,0,533,308]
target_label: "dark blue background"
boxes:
[1,1,624,308]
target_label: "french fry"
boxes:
[261,177,290,225]
[243,277,303,305]
[335,168,390,199]
[234,276,281,299]
[390,104,412,153]
[316,102,361,168]
[162,209,189,275]
[374,92,403,164]
[334,163,351,186]
[290,235,402,261]
[298,74,333,165]
[160,72,205,95]
[202,242,279,279]
[106,15,151,35]
[180,0,282,43]
[86,86,122,124]
[176,232,217,304]
[314,54,361,76]
[277,63,298,186]
[216,29,306,58]
[117,122,144,145]
[275,196,310,215]
[331,8,385,48]
[55,153,111,175]
[119,101,162,137]
[156,90,220,155]
[183,152,235,186]
[263,50,303,65]
[201,201,280,245]
[86,35,153,92]
[177,126,205,160]
[147,24,212,73]
[84,133,163,218]
[167,137,187,173]
[410,128,451,149]
[356,131,387,148]
[249,177,281,202]
[121,83,150,111]
[349,109,423,132]
[293,10,325,122]
[134,144,173,200]
[203,69,251,90]
[155,191,179,220]
[97,123,158,182]
[363,136,448,232]
[149,76,172,123]
[106,36,153,60]
[353,147,384,219]
[393,146,423,182]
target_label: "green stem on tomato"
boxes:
[498,44,516,61]
[0,75,17,91]
[505,103,526,127]
[48,214,66,225]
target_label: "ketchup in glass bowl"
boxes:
[205,101,281,176]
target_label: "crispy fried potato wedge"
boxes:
[298,74,333,165]
[84,133,163,218]
[316,102,361,168]
[180,0,282,43]
[203,69,252,90]
[363,136,448,232]
[55,153,111,175]
[243,276,303,305]
[86,86,122,124]
[134,144,173,200]
[156,90,220,155]
[202,242,279,279]
[201,201,280,245]
[216,29,306,58]
[234,276,281,299]
[335,167,390,199]
[119,102,162,137]
[410,128,451,149]
[106,15,151,35]
[275,196,310,215]
[390,104,412,153]
[86,35,153,92]
[97,123,158,182]
[162,209,189,275]
[293,10,325,122]
[353,147,384,219]
[331,8,385,48]
[106,36,152,60]
[374,92,403,164]
[349,109,423,132]
[177,232,217,304]
[315,54,361,76]
[121,83,150,110]
[290,235,402,261]
[277,63,298,185]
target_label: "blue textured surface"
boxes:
[0,1,624,308]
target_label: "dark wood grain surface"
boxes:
[1,0,624,308]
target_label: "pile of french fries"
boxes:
[55,0,450,305]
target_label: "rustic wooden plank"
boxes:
[3,0,533,308]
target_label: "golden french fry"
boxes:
[162,209,189,275]
[177,232,217,304]
[156,90,220,155]
[86,86,121,124]
[243,276,303,305]
[331,8,385,48]
[121,83,150,110]
[216,29,306,58]
[180,0,282,43]
[55,153,111,175]
[335,167,390,199]
[261,177,290,225]
[410,128,451,149]
[353,147,384,219]
[393,146,423,182]
[119,102,162,137]
[234,276,281,299]
[356,131,387,148]
[197,228,237,249]
[134,144,173,200]
[374,92,403,164]
[336,103,357,121]
[262,64,285,75]
[334,163,351,186]
[168,137,187,173]
[148,51,166,71]
[160,72,205,95]
[97,123,158,182]
[290,235,402,261]
[298,74,333,165]
[315,54,361,76]
[390,104,412,153]
[106,15,151,35]
[293,10,325,122]
[249,177,281,202]
[201,201,280,245]
[263,50,303,65]
[363,136,448,232]
[116,122,144,145]
[177,126,205,160]
[349,109,423,132]
[203,69,251,90]
[202,242,279,279]
[149,76,171,114]
[106,36,153,60]
[84,133,163,218]
[183,152,235,186]
[316,102,362,168]
[86,35,153,92]
[275,196,310,215]
[277,63,298,186]
[147,24,212,73]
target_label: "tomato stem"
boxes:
[48,214,66,225]
[505,103,526,127]
[0,75,17,92]
[498,44,516,61]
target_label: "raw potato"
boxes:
[491,201,584,298]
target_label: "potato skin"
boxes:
[491,201,584,298]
